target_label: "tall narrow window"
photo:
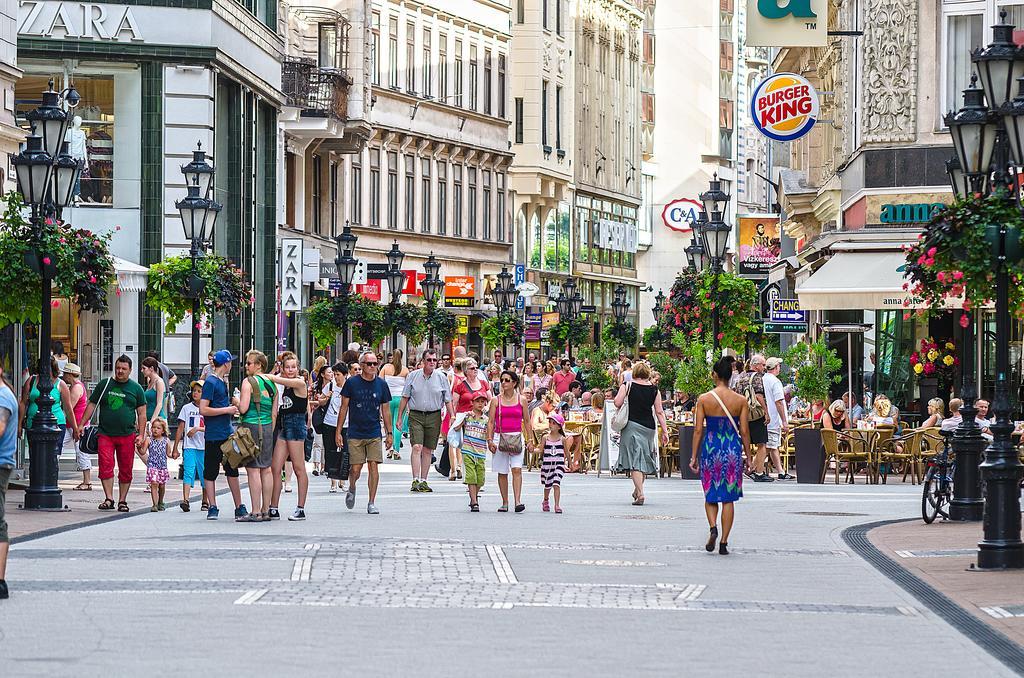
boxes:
[404,154,415,231]
[387,151,398,229]
[542,0,548,30]
[497,54,506,118]
[516,0,524,24]
[312,154,322,235]
[350,159,361,225]
[330,161,338,233]
[421,158,432,233]
[370,149,381,227]
[514,97,524,143]
[482,170,491,240]
[468,167,478,239]
[556,0,562,35]
[454,39,464,107]
[422,28,432,97]
[555,85,562,149]
[496,173,506,242]
[437,161,447,235]
[439,34,448,101]
[453,165,463,237]
[484,49,492,115]
[541,80,549,147]
[406,22,416,92]
[388,17,399,88]
[371,12,380,85]
[318,23,337,68]
[469,45,478,111]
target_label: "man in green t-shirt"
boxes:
[81,355,147,512]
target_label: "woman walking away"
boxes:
[538,413,570,513]
[381,349,409,460]
[322,363,348,493]
[690,356,750,555]
[145,418,171,511]
[486,370,530,513]
[613,362,669,505]
[236,350,278,521]
[268,352,310,521]
[140,357,167,426]
[61,363,91,491]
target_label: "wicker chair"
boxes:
[822,428,874,484]
[877,428,923,484]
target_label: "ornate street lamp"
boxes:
[180,141,216,200]
[385,240,406,351]
[422,253,444,347]
[699,176,732,352]
[494,265,516,356]
[652,289,666,325]
[334,221,360,348]
[14,81,81,511]
[945,156,972,201]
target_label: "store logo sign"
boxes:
[280,238,303,312]
[19,1,145,42]
[746,0,826,47]
[661,198,702,233]
[757,0,816,19]
[751,73,820,142]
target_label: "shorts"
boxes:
[98,433,136,483]
[280,412,308,441]
[240,421,274,468]
[767,427,782,450]
[348,437,383,465]
[463,455,486,487]
[64,427,91,471]
[182,448,205,486]
[749,418,768,445]
[491,433,524,474]
[203,438,239,482]
[409,410,442,450]
[0,466,11,543]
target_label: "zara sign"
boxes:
[19,1,145,42]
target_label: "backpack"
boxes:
[740,373,767,422]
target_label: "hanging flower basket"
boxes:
[549,315,590,349]
[0,192,117,326]
[663,270,758,349]
[601,320,638,349]
[306,294,388,348]
[146,254,253,332]
[385,302,427,346]
[424,303,458,343]
[481,312,525,348]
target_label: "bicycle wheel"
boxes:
[922,466,941,524]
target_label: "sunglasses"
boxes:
[500,378,513,383]
[425,358,438,362]
[467,366,478,370]
[362,361,379,366]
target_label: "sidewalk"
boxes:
[867,518,1024,649]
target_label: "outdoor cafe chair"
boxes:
[877,428,923,484]
[821,428,873,484]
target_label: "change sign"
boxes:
[769,298,806,323]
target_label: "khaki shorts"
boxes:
[0,466,11,543]
[409,410,442,450]
[348,437,383,465]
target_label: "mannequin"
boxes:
[66,116,87,202]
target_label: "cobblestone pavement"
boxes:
[0,458,1016,677]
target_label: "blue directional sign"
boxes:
[769,298,807,323]
[514,264,526,310]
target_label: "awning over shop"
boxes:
[113,257,149,293]
[795,250,918,311]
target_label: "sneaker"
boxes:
[367,503,379,515]
[411,480,421,493]
[329,485,337,493]
[753,473,775,483]
[0,579,8,599]
[157,502,166,511]
[268,507,281,520]
[777,473,795,481]
[420,481,433,493]
[234,505,249,521]
[288,507,306,521]
[207,506,220,520]
[345,489,356,509]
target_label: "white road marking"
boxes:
[980,606,1015,618]
[234,589,269,605]
[486,545,519,584]
[291,557,313,582]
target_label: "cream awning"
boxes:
[795,250,921,310]
[113,257,149,293]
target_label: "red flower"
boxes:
[922,362,936,375]
[909,353,919,365]
[960,314,970,328]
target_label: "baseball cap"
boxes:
[62,362,81,376]
[766,357,783,370]
[472,392,489,401]
[548,413,565,427]
[212,349,236,366]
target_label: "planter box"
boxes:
[678,425,700,480]
[794,427,825,484]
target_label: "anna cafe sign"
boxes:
[751,72,820,142]
[746,0,827,47]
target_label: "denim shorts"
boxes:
[280,412,308,442]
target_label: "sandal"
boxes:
[456,468,463,480]
[117,501,129,513]
[98,498,115,510]
[497,505,509,512]
[632,497,645,506]
[515,504,526,513]
[73,483,92,491]
[542,500,550,512]
[470,503,479,512]
[554,506,563,514]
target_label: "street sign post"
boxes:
[764,321,808,334]
[760,282,781,320]
[769,298,806,323]
[514,264,526,310]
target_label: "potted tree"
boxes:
[783,338,842,484]
[674,339,714,480]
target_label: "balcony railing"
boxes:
[282,56,350,120]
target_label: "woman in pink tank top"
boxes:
[61,365,91,490]
[486,369,530,513]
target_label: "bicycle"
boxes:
[922,432,954,524]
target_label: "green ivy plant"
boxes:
[673,338,713,397]
[783,338,843,404]
[384,302,426,346]
[0,193,117,326]
[601,320,638,349]
[549,314,590,351]
[146,254,254,332]
[646,351,680,395]
[662,270,758,349]
[424,302,458,343]
[306,294,388,348]
[480,312,525,349]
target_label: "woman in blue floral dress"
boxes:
[689,356,750,555]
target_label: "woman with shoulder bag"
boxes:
[267,352,309,521]
[486,370,530,513]
[235,350,278,521]
[323,363,348,493]
[613,362,669,506]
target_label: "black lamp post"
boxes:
[554,276,584,361]
[699,174,732,352]
[13,79,81,510]
[422,253,443,348]
[176,142,221,381]
[334,220,359,348]
[652,289,666,348]
[385,240,406,351]
[494,265,516,358]
[942,11,1024,568]
[612,283,630,349]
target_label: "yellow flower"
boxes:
[913,363,924,374]
[945,342,955,350]
[927,349,939,362]
[943,355,955,366]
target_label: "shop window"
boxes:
[18,74,115,207]
[874,310,913,408]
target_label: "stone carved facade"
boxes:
[860,0,918,143]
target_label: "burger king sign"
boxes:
[751,72,820,142]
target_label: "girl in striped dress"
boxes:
[537,413,571,513]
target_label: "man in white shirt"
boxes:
[763,357,793,480]
[940,398,962,432]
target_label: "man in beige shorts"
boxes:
[337,351,393,514]
[397,349,456,492]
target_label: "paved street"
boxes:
[1,456,1016,678]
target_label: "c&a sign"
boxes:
[746,0,826,47]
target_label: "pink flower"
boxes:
[953,271,963,280]
[903,313,911,321]
[925,258,935,267]
[937,272,946,283]
[115,288,122,296]
[42,257,51,265]
[727,310,734,316]
[89,276,96,283]
[918,255,927,265]
[195,322,201,329]
[927,247,937,257]
[51,300,60,308]
[960,314,970,328]
[717,332,724,341]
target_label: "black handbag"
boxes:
[311,383,331,434]
[80,376,112,455]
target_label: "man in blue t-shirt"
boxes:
[199,350,244,521]
[0,364,18,599]
[337,351,393,514]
